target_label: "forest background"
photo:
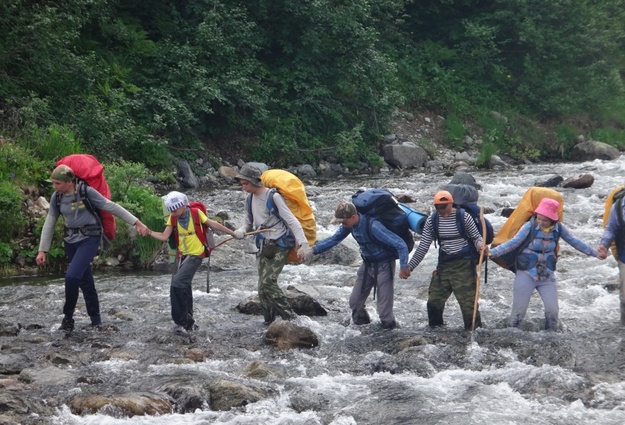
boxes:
[1,0,624,272]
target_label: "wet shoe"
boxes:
[173,325,188,335]
[58,318,74,332]
[183,317,197,331]
[84,324,102,331]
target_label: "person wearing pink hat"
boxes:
[489,197,601,331]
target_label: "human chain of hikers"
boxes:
[38,157,625,334]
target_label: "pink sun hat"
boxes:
[534,198,560,221]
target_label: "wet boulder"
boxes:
[236,286,327,317]
[264,320,319,349]
[0,354,32,374]
[69,393,172,417]
[561,174,594,189]
[157,379,210,414]
[208,379,270,411]
[0,321,19,337]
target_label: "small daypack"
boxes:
[602,186,625,258]
[491,187,564,272]
[246,169,317,263]
[168,201,216,258]
[56,154,116,241]
[351,188,415,255]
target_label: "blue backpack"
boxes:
[351,189,416,254]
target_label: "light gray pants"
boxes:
[508,270,558,330]
[618,261,625,325]
[350,260,396,328]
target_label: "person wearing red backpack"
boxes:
[36,164,150,332]
[146,191,237,334]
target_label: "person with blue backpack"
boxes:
[408,190,485,330]
[303,200,411,330]
[489,198,600,331]
[598,190,625,325]
[233,163,310,325]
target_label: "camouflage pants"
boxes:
[427,258,481,330]
[257,246,295,323]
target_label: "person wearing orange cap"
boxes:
[490,198,600,330]
[406,190,485,330]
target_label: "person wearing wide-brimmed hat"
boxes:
[489,198,600,330]
[233,163,309,325]
[407,190,485,330]
[36,164,150,332]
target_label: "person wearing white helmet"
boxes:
[146,191,236,334]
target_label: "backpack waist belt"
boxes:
[64,224,102,237]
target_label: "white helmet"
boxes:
[165,191,189,212]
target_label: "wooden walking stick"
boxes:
[471,206,487,334]
[212,228,275,249]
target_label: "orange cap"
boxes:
[434,190,454,205]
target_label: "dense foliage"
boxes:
[2,0,623,168]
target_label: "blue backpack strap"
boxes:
[266,188,279,220]
[456,208,467,240]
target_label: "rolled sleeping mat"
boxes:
[399,203,428,235]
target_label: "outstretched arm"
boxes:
[146,225,174,242]
[206,218,236,237]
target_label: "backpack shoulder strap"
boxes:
[266,188,280,220]
[617,197,625,230]
[190,207,208,246]
[77,180,100,223]
[431,211,439,244]
[456,208,468,240]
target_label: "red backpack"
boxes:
[168,201,215,258]
[56,154,116,241]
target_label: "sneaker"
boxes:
[173,325,188,335]
[59,318,75,332]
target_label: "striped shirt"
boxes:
[408,209,482,270]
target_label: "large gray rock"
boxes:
[382,142,429,169]
[177,159,199,188]
[572,140,620,161]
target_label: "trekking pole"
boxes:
[471,207,487,334]
[206,253,211,294]
[212,228,275,249]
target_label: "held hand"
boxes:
[399,268,411,279]
[36,251,46,266]
[597,245,608,260]
[297,242,311,261]
[234,229,246,239]
[135,221,149,236]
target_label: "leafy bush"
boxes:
[444,115,465,150]
[0,181,25,242]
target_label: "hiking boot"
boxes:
[382,320,400,330]
[83,324,102,331]
[183,317,197,331]
[59,318,75,332]
[173,325,188,335]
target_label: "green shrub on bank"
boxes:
[0,181,25,242]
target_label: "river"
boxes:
[2,157,625,424]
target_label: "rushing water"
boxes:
[3,157,625,424]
